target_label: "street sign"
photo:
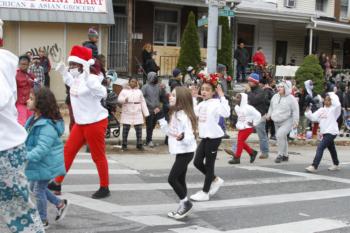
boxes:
[206,0,226,7]
[198,17,208,27]
[219,6,235,17]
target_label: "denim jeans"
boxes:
[255,119,269,155]
[312,134,339,169]
[30,180,61,221]
[236,64,247,82]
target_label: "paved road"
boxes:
[2,145,350,233]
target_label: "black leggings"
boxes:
[168,152,194,200]
[194,138,222,193]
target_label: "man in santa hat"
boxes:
[0,19,45,233]
[49,45,111,199]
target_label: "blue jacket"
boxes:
[24,116,66,181]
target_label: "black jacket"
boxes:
[247,86,268,115]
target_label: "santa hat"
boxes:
[247,73,260,84]
[88,27,99,37]
[0,19,4,47]
[68,45,95,71]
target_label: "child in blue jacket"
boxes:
[25,88,68,229]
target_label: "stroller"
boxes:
[102,73,121,138]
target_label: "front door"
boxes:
[275,41,288,65]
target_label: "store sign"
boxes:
[0,0,107,13]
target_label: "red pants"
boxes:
[235,128,254,158]
[56,118,109,187]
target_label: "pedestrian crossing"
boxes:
[7,152,349,233]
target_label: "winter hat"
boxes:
[68,45,95,71]
[247,73,260,84]
[172,68,181,77]
[88,27,99,37]
[0,19,4,47]
[186,66,194,72]
[217,64,226,73]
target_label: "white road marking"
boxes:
[68,169,139,175]
[298,212,310,217]
[63,188,350,216]
[169,218,348,233]
[238,166,350,184]
[62,176,320,192]
[74,159,118,164]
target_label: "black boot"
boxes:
[92,187,111,199]
[250,150,258,163]
[228,157,240,164]
[48,181,61,195]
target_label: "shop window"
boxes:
[341,0,349,19]
[154,9,180,46]
[316,0,327,12]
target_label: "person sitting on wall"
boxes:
[83,27,99,58]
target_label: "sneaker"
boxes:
[190,190,209,202]
[328,165,340,171]
[275,155,283,163]
[136,144,145,151]
[122,144,127,151]
[42,220,49,230]
[55,199,69,222]
[228,157,240,164]
[92,187,110,199]
[224,148,235,156]
[173,201,193,220]
[305,165,317,173]
[48,181,61,195]
[250,150,258,163]
[282,155,289,162]
[259,154,269,159]
[145,141,155,148]
[209,177,224,196]
[270,135,277,141]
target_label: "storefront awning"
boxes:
[307,19,350,34]
[0,0,114,24]
[137,0,207,7]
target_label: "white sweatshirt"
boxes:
[63,71,108,125]
[305,92,341,135]
[194,96,231,139]
[235,93,261,130]
[0,49,27,151]
[158,111,197,155]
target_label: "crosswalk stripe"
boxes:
[62,176,320,192]
[74,159,118,164]
[68,169,139,175]
[63,188,350,217]
[169,218,348,233]
[238,166,350,184]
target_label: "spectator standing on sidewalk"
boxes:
[29,55,45,91]
[38,48,51,88]
[0,41,45,233]
[246,73,270,159]
[83,27,99,58]
[252,47,267,78]
[234,42,250,82]
[16,55,35,126]
[267,81,299,163]
[118,77,149,151]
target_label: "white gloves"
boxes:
[55,62,67,76]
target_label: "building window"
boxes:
[316,0,327,12]
[154,9,180,46]
[341,0,349,19]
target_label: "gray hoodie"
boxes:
[267,81,299,125]
[142,72,161,112]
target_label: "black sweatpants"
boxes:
[168,152,194,200]
[194,138,222,193]
[145,112,161,143]
[122,124,143,146]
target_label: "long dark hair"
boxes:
[33,88,62,121]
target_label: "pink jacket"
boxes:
[16,69,34,105]
[118,86,149,125]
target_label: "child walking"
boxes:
[158,86,197,219]
[226,93,261,164]
[305,92,341,173]
[190,73,231,202]
[118,77,149,151]
[25,88,69,229]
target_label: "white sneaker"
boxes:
[209,177,224,196]
[305,165,317,173]
[190,191,209,202]
[328,165,340,171]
